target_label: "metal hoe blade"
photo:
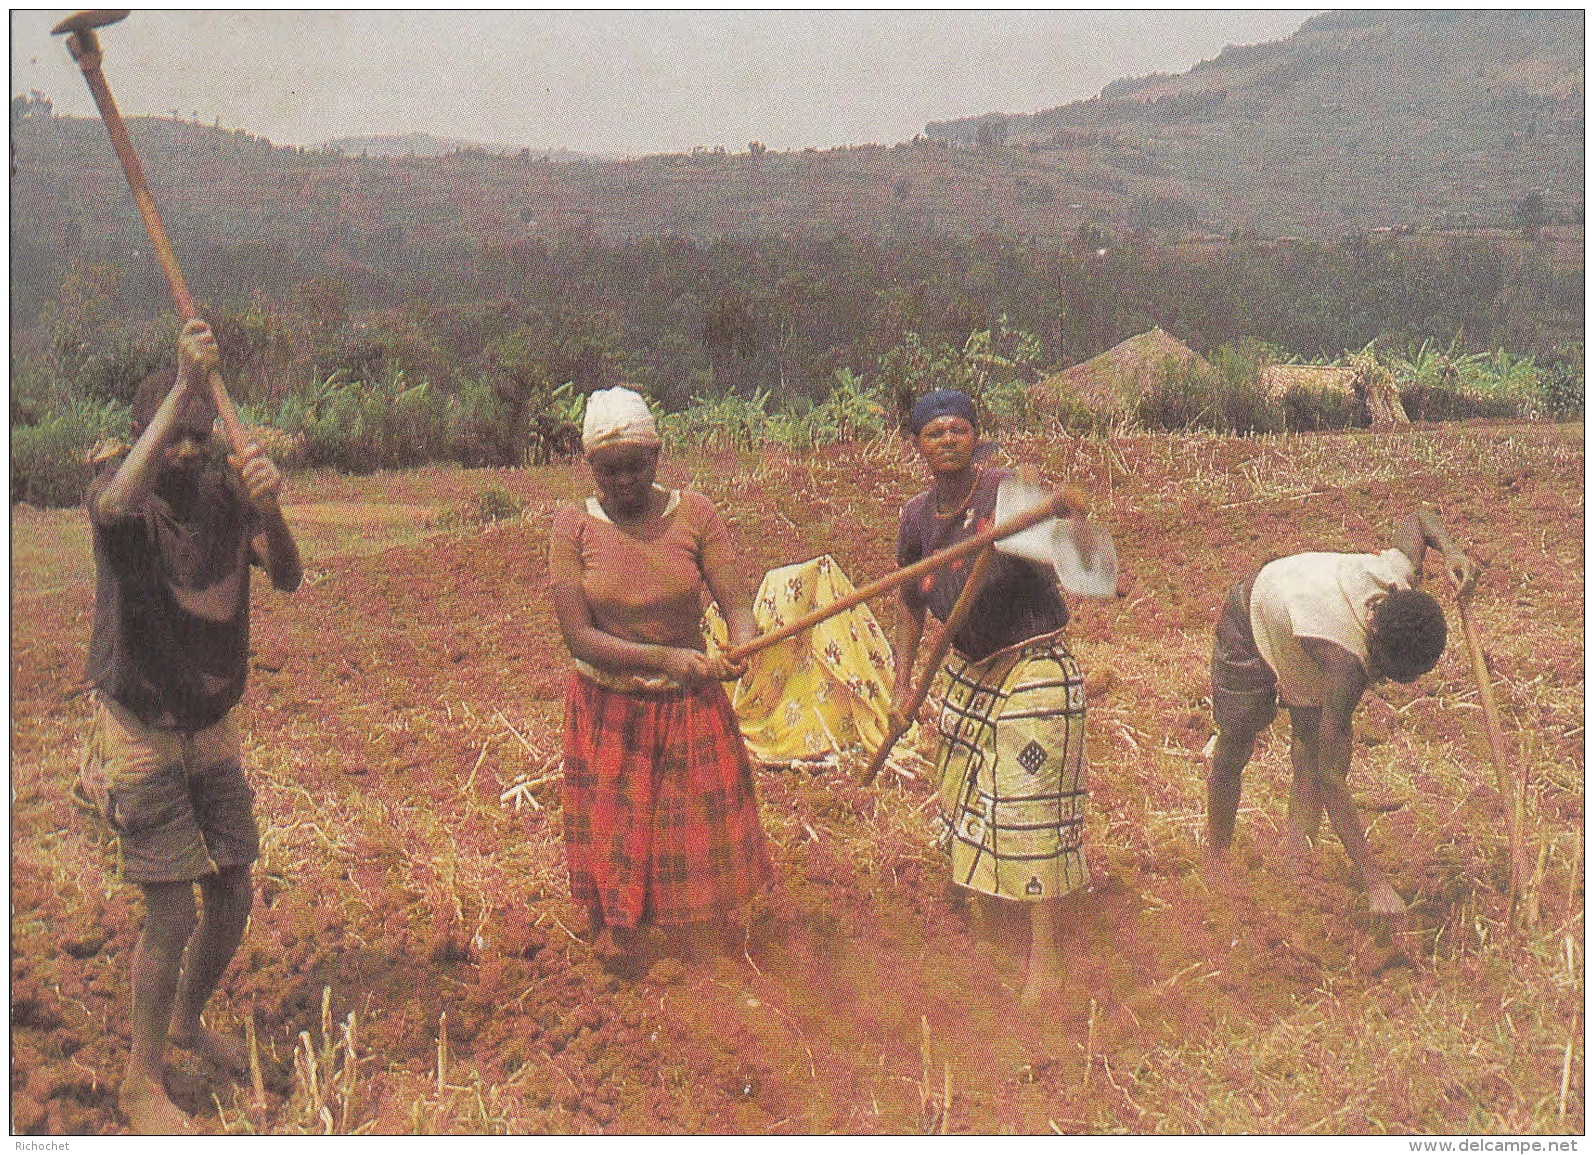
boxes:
[51,10,129,36]
[992,473,1118,597]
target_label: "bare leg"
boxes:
[1020,898,1065,1007]
[123,882,198,1134]
[1206,729,1257,857]
[1285,711,1325,865]
[168,866,252,1076]
[967,891,998,945]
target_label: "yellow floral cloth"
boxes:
[704,555,897,764]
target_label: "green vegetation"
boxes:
[1135,345,1282,435]
[8,6,1583,506]
[1127,336,1580,437]
[472,485,525,524]
[8,242,1581,505]
[12,301,1579,506]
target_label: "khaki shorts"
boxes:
[1210,576,1280,737]
[78,696,259,883]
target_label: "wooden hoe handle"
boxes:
[1456,591,1529,910]
[724,492,1069,667]
[859,545,997,786]
[61,19,250,456]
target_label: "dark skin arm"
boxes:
[889,481,1090,726]
[94,320,215,522]
[550,536,749,690]
[239,446,303,593]
[549,583,731,687]
[1295,635,1405,915]
[97,320,302,594]
[701,547,754,667]
[1392,508,1479,595]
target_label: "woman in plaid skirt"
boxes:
[548,387,772,965]
[892,390,1092,1006]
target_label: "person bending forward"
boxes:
[1206,509,1479,914]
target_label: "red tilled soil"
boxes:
[10,424,1584,1134]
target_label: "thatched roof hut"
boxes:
[1261,358,1409,427]
[1033,327,1212,417]
[1258,364,1357,400]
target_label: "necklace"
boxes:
[934,467,980,519]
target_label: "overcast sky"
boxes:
[13,10,1315,155]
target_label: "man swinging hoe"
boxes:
[54,13,303,1131]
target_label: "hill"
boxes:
[320,132,603,163]
[929,9,1584,236]
[10,9,1582,271]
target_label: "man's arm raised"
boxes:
[95,319,216,521]
[1392,508,1480,596]
[238,444,302,593]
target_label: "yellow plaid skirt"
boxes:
[931,633,1088,901]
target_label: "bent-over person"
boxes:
[548,386,772,968]
[1206,509,1479,914]
[892,389,1093,1006]
[77,319,303,1133]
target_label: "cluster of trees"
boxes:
[16,227,1580,406]
[10,220,1581,508]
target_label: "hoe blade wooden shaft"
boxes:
[1457,592,1531,921]
[50,9,130,37]
[55,11,249,454]
[859,545,997,786]
[724,489,1073,666]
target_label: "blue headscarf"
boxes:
[908,390,978,436]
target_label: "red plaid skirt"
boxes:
[561,673,773,930]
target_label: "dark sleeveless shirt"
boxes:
[896,467,1070,662]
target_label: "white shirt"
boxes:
[1249,548,1417,707]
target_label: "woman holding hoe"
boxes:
[892,390,1094,1005]
[548,387,772,967]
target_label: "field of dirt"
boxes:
[10,422,1585,1135]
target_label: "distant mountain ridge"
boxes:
[9,6,1583,311]
[925,9,1582,234]
[319,132,603,163]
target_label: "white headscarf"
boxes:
[581,386,661,454]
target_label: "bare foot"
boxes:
[120,1069,194,1135]
[1366,881,1407,917]
[169,1024,249,1078]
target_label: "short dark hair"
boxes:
[1368,589,1448,682]
[129,366,216,437]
